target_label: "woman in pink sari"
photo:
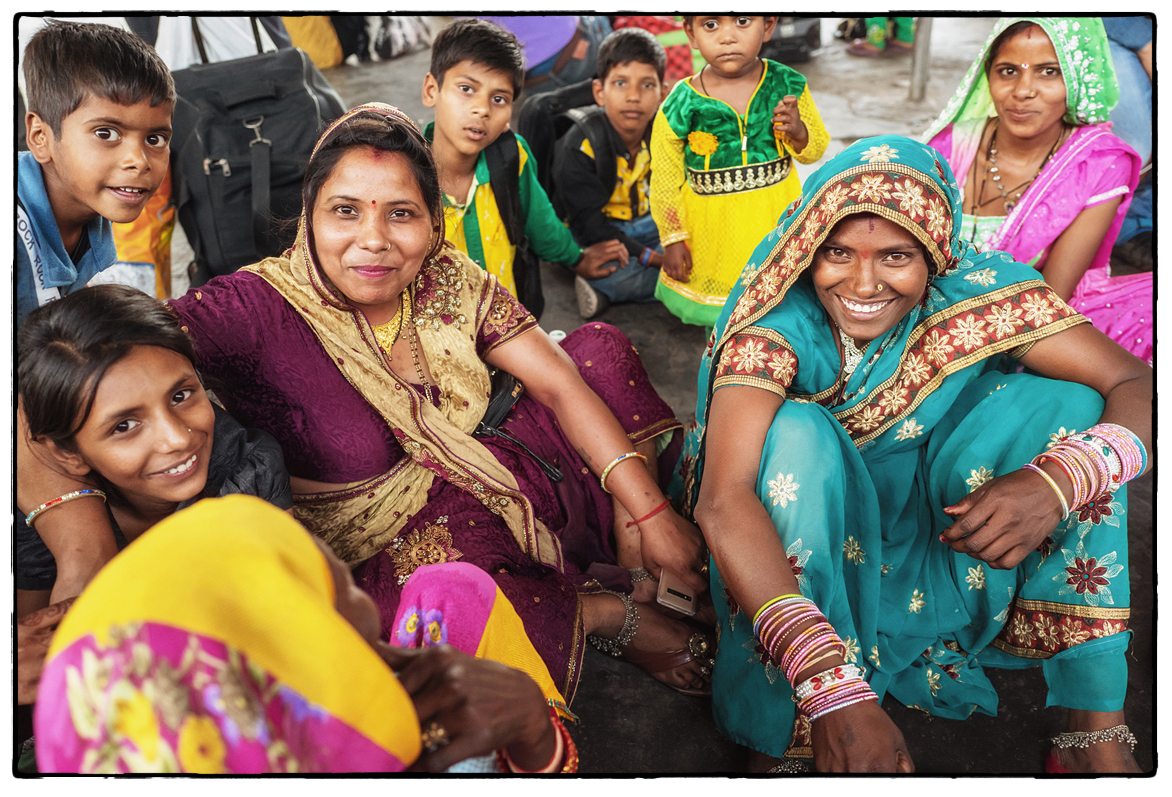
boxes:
[924,17,1150,363]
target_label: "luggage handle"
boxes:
[191,16,264,65]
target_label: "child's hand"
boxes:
[773,95,809,153]
[663,241,693,282]
[575,239,627,279]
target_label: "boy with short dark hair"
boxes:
[551,27,667,318]
[18,20,176,324]
[421,17,625,313]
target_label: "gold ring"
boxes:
[421,720,450,751]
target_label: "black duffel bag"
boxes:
[170,19,346,284]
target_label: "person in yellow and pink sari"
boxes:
[35,495,578,774]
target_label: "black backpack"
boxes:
[548,105,620,222]
[516,78,597,199]
[483,130,545,320]
[170,19,346,285]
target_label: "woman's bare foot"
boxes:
[1049,710,1141,773]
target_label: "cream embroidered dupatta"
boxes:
[244,239,562,571]
[239,103,562,570]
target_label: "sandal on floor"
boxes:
[619,631,714,696]
[588,591,714,696]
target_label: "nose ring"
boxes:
[876,283,884,292]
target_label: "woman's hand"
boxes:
[17,598,75,705]
[637,509,707,594]
[663,241,692,282]
[811,701,914,773]
[772,95,809,153]
[376,642,556,772]
[939,468,1066,570]
[575,239,628,280]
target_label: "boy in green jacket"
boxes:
[422,18,624,306]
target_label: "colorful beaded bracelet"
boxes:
[26,489,107,529]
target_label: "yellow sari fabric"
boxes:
[44,495,422,768]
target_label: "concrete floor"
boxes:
[171,15,1155,775]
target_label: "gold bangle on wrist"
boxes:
[599,452,648,494]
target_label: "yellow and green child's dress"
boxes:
[650,58,829,328]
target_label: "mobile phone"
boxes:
[656,569,697,616]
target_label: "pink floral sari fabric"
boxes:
[34,495,422,774]
[36,622,407,774]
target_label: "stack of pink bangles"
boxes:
[754,595,878,721]
[1025,422,1147,518]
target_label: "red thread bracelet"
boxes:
[626,499,670,528]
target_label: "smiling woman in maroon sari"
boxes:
[159,103,711,701]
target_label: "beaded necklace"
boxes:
[372,287,437,400]
[403,288,436,399]
[838,327,866,377]
[969,119,1066,239]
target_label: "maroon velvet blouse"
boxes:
[170,271,514,484]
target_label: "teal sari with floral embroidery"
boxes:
[675,135,1132,761]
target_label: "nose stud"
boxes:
[876,283,884,292]
[1028,90,1037,98]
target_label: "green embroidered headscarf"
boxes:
[924,16,1120,141]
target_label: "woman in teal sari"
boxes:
[677,135,1152,773]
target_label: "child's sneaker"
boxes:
[575,275,609,319]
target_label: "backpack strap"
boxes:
[484,130,526,250]
[563,106,620,200]
[484,130,544,317]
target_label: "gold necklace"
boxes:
[372,289,410,354]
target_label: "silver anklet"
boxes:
[588,589,639,657]
[628,567,652,583]
[766,758,810,774]
[1051,724,1137,752]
